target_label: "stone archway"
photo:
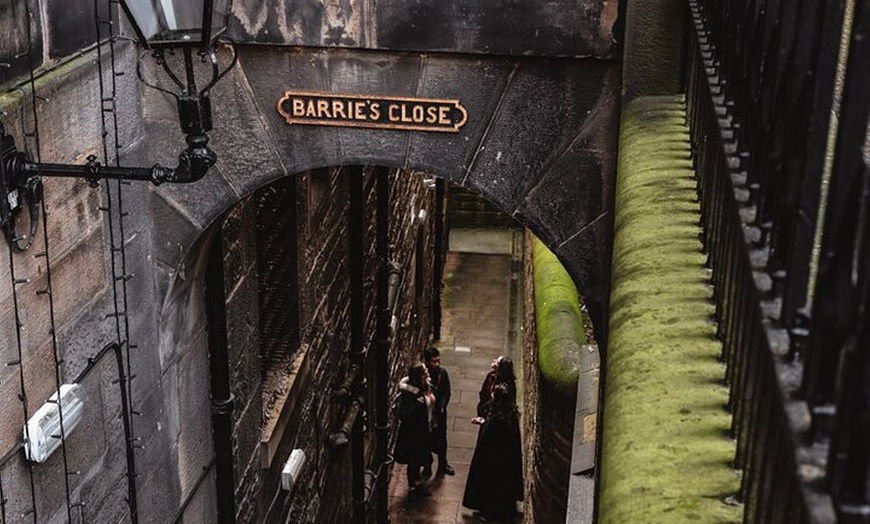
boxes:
[143,45,620,330]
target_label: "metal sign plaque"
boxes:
[277,91,468,133]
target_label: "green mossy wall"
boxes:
[532,236,587,395]
[530,235,590,522]
[597,96,741,523]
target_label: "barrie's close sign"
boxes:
[277,91,468,133]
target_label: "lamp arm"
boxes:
[18,137,214,185]
[21,158,170,184]
[0,125,215,251]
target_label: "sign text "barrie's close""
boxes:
[277,91,468,133]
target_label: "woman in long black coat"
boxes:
[393,362,435,496]
[476,356,517,419]
[463,383,524,521]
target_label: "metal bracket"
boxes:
[0,121,213,252]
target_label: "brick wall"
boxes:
[218,166,437,522]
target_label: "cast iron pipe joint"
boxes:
[332,363,362,400]
[387,261,403,311]
[160,132,216,184]
[329,393,365,449]
[211,393,235,416]
[329,380,366,449]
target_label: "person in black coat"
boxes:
[393,362,435,496]
[423,346,455,477]
[475,356,517,422]
[463,383,523,522]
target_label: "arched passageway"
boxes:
[143,45,619,334]
[160,163,593,521]
[138,43,619,520]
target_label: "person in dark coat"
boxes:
[463,383,524,521]
[393,362,435,496]
[475,356,517,423]
[423,346,455,476]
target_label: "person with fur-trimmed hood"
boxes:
[393,362,435,497]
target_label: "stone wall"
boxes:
[0,44,178,524]
[0,5,620,520]
[0,38,439,520]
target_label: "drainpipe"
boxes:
[205,227,236,524]
[375,166,391,524]
[432,177,445,340]
[348,167,367,524]
[387,262,403,312]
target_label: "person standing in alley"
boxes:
[394,362,436,497]
[474,356,517,424]
[422,346,455,477]
[463,383,524,521]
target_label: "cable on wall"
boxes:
[94,0,141,521]
[20,0,84,517]
[0,0,80,520]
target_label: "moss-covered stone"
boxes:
[598,95,741,523]
[532,236,586,396]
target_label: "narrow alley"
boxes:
[387,228,525,523]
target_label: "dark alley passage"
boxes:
[387,228,524,523]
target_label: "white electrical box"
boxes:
[24,383,86,463]
[281,449,306,491]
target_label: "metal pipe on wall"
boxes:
[205,226,237,524]
[432,177,446,340]
[375,166,391,524]
[348,166,367,524]
[387,262,403,311]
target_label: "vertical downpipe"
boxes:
[375,167,391,523]
[432,177,445,340]
[205,227,237,523]
[348,167,367,524]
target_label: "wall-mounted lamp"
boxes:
[0,0,236,250]
[24,383,86,463]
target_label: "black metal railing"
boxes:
[685,0,870,522]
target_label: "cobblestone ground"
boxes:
[388,229,523,524]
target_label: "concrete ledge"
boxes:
[566,343,600,524]
[597,96,741,523]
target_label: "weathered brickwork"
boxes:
[215,166,437,521]
[522,230,582,524]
